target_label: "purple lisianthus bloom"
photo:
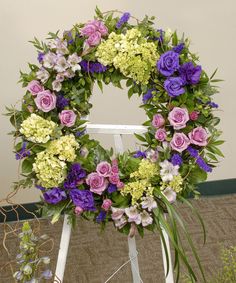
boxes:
[107,183,117,194]
[142,89,154,103]
[157,51,180,77]
[179,62,202,85]
[171,154,183,166]
[207,101,219,108]
[133,150,147,158]
[164,77,185,97]
[187,146,199,158]
[56,95,69,110]
[80,60,107,74]
[64,163,86,189]
[172,43,185,54]
[196,157,212,172]
[37,52,44,63]
[69,189,95,211]
[41,270,53,280]
[116,12,131,28]
[96,210,107,223]
[43,188,67,204]
[15,142,31,160]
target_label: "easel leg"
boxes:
[54,215,72,282]
[128,236,142,283]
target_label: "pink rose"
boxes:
[93,20,108,36]
[155,128,167,141]
[189,111,199,121]
[111,165,119,174]
[96,161,111,177]
[86,172,108,195]
[168,107,189,130]
[112,159,118,166]
[117,181,124,189]
[75,206,83,215]
[80,24,97,36]
[102,199,112,211]
[188,127,208,146]
[86,31,101,46]
[59,110,77,127]
[27,80,44,96]
[170,133,190,152]
[109,173,120,185]
[152,114,165,128]
[34,90,56,112]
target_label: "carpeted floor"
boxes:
[1,195,236,283]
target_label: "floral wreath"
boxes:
[7,8,223,282]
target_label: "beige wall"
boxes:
[0,0,235,204]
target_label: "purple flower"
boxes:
[157,51,180,77]
[96,211,107,223]
[142,89,154,103]
[157,29,164,43]
[116,12,131,28]
[133,150,147,158]
[37,52,44,63]
[42,270,53,280]
[207,101,219,108]
[196,157,212,172]
[56,95,69,110]
[64,163,86,189]
[172,43,185,53]
[171,154,183,166]
[69,189,95,211]
[35,184,46,191]
[43,188,67,204]
[63,30,74,45]
[164,77,185,97]
[187,146,199,158]
[15,142,31,160]
[179,62,202,85]
[107,183,117,194]
[80,60,107,73]
[75,130,86,137]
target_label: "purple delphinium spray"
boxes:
[171,154,183,166]
[56,94,69,110]
[69,189,95,211]
[116,12,131,28]
[172,43,185,54]
[15,142,31,160]
[107,184,117,194]
[187,146,199,158]
[207,101,219,108]
[96,211,107,223]
[142,89,154,103]
[43,188,67,204]
[133,150,147,158]
[187,146,212,172]
[64,163,86,189]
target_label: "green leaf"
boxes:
[21,159,33,174]
[97,80,103,92]
[134,133,146,142]
[210,68,218,80]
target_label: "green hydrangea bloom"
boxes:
[47,134,79,162]
[33,151,67,188]
[130,159,158,180]
[96,29,159,84]
[20,114,57,144]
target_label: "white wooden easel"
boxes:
[54,124,174,283]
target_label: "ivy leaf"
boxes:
[21,159,33,174]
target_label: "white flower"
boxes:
[125,207,141,225]
[54,56,69,72]
[141,196,157,212]
[111,207,125,221]
[56,39,69,55]
[56,73,64,82]
[47,39,57,49]
[163,187,176,204]
[68,53,82,72]
[36,68,50,83]
[63,69,75,79]
[164,28,172,41]
[52,80,62,92]
[140,210,153,227]
[42,52,57,69]
[146,149,159,162]
[159,160,179,182]
[114,216,127,229]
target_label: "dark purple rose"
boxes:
[43,188,67,204]
[157,51,180,76]
[164,77,185,97]
[69,189,95,211]
[96,211,107,223]
[179,62,202,85]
